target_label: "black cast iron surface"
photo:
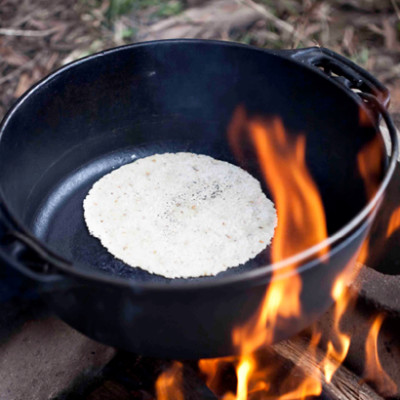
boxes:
[0,40,398,358]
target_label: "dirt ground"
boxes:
[1,0,400,120]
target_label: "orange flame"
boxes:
[155,361,184,400]
[199,107,385,400]
[317,127,387,385]
[198,357,234,395]
[157,106,393,400]
[212,107,329,399]
[386,206,400,238]
[319,276,353,383]
[249,118,328,261]
[357,135,382,201]
[230,109,328,347]
[357,105,383,201]
[357,236,370,266]
[364,314,397,396]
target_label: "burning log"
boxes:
[272,336,384,400]
[81,337,384,400]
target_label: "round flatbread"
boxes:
[83,152,277,278]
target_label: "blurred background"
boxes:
[1,0,400,120]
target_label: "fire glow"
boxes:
[156,361,184,400]
[364,314,397,396]
[155,107,397,399]
[387,206,400,238]
[228,108,328,354]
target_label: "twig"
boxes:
[390,0,400,21]
[366,23,384,36]
[0,27,58,37]
[236,0,315,47]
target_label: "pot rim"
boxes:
[0,39,398,290]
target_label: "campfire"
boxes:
[153,105,399,400]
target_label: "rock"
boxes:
[0,317,116,400]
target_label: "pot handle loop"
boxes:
[0,202,70,283]
[286,47,398,169]
[288,47,390,110]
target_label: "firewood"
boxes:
[273,336,384,400]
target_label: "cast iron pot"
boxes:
[0,40,398,359]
